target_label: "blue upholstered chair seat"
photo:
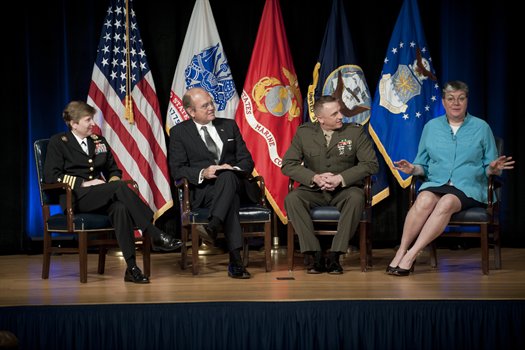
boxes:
[47,213,113,231]
[310,206,369,222]
[449,207,489,223]
[188,205,272,224]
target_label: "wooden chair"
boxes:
[34,138,151,283]
[287,176,373,272]
[408,137,504,275]
[175,175,272,275]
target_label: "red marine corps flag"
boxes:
[235,0,302,224]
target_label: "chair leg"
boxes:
[429,242,438,268]
[191,225,200,275]
[493,226,502,270]
[366,222,373,268]
[481,224,489,275]
[79,231,88,283]
[287,222,295,271]
[264,221,272,272]
[180,226,189,270]
[242,236,249,267]
[98,247,107,275]
[42,228,51,280]
[142,231,151,277]
[359,222,367,272]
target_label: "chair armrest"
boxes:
[248,175,267,207]
[409,175,426,208]
[174,178,192,213]
[41,182,75,231]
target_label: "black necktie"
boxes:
[81,140,89,155]
[201,126,219,164]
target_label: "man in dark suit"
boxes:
[169,87,255,279]
[282,95,379,274]
[44,101,183,284]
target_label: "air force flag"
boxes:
[369,0,444,188]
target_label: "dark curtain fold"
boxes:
[1,301,524,349]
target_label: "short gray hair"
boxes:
[442,80,469,98]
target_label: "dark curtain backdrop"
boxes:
[3,0,522,253]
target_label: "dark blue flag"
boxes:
[369,0,444,189]
[305,0,371,125]
[305,0,388,204]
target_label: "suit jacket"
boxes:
[281,122,379,190]
[169,118,256,207]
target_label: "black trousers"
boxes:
[73,181,153,263]
[200,171,243,251]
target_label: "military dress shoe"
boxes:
[151,232,183,252]
[195,224,217,246]
[307,261,326,274]
[326,260,343,274]
[124,266,150,284]
[228,262,251,279]
[306,251,325,274]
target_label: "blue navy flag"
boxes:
[305,0,387,204]
[369,0,444,189]
[305,0,371,125]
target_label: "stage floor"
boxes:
[1,247,524,306]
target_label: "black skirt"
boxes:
[421,184,485,210]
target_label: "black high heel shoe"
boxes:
[391,260,416,277]
[385,265,397,275]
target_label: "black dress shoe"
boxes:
[124,266,150,284]
[228,262,251,279]
[151,232,183,252]
[307,258,326,274]
[326,260,343,274]
[306,252,325,274]
[195,224,217,246]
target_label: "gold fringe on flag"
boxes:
[124,0,134,124]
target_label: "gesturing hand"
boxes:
[489,156,515,174]
[393,159,415,175]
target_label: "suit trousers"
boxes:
[285,186,364,253]
[201,171,243,251]
[74,181,153,262]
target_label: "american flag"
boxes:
[87,0,172,221]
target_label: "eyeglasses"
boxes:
[196,102,215,110]
[444,95,467,104]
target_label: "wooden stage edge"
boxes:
[1,247,524,306]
